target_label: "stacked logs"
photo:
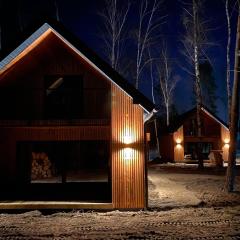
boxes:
[31,152,52,180]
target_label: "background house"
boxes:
[158,107,230,163]
[0,22,154,209]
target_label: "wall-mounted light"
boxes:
[224,138,230,144]
[176,138,182,144]
[123,134,133,145]
[176,143,182,149]
[123,147,133,160]
[224,143,230,149]
[223,138,230,149]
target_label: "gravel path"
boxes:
[0,207,239,239]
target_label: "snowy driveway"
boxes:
[148,167,202,208]
[148,164,240,208]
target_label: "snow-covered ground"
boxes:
[0,207,239,239]
[148,164,240,208]
[0,165,239,239]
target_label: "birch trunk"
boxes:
[154,118,161,159]
[193,0,203,169]
[225,0,232,124]
[135,0,164,89]
[111,0,117,69]
[166,103,170,126]
[225,15,240,192]
[100,0,129,72]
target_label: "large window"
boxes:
[45,75,83,119]
[16,141,111,201]
[30,141,110,183]
[185,142,213,160]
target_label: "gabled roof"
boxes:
[161,105,228,134]
[0,21,155,113]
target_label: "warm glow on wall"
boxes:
[123,147,133,160]
[224,143,230,149]
[224,138,230,144]
[122,128,134,145]
[176,143,182,149]
[176,138,182,144]
[123,134,133,145]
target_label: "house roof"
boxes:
[0,20,155,113]
[160,106,228,134]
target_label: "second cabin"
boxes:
[158,107,230,164]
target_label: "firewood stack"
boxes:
[31,152,52,180]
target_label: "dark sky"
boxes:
[1,0,239,122]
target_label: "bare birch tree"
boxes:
[180,0,212,169]
[99,0,130,72]
[158,47,179,126]
[135,0,165,89]
[225,7,240,192]
[148,48,156,104]
[225,0,232,123]
[147,48,161,158]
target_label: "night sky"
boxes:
[1,0,239,122]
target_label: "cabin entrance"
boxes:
[13,141,111,202]
[185,142,213,160]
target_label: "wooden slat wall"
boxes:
[0,126,110,141]
[111,84,145,209]
[173,126,184,162]
[221,126,230,162]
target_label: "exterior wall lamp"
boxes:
[122,133,134,160]
[176,143,182,149]
[176,138,182,144]
[123,147,133,160]
[123,134,133,145]
[223,138,230,149]
[175,138,182,150]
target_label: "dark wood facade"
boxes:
[0,24,152,209]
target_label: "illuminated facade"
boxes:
[0,22,154,209]
[159,107,229,163]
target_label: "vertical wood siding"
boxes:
[173,126,184,162]
[221,126,230,162]
[111,84,145,209]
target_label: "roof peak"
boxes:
[0,21,155,113]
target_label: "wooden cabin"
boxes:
[0,22,154,209]
[159,107,230,163]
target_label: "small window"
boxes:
[45,75,83,119]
